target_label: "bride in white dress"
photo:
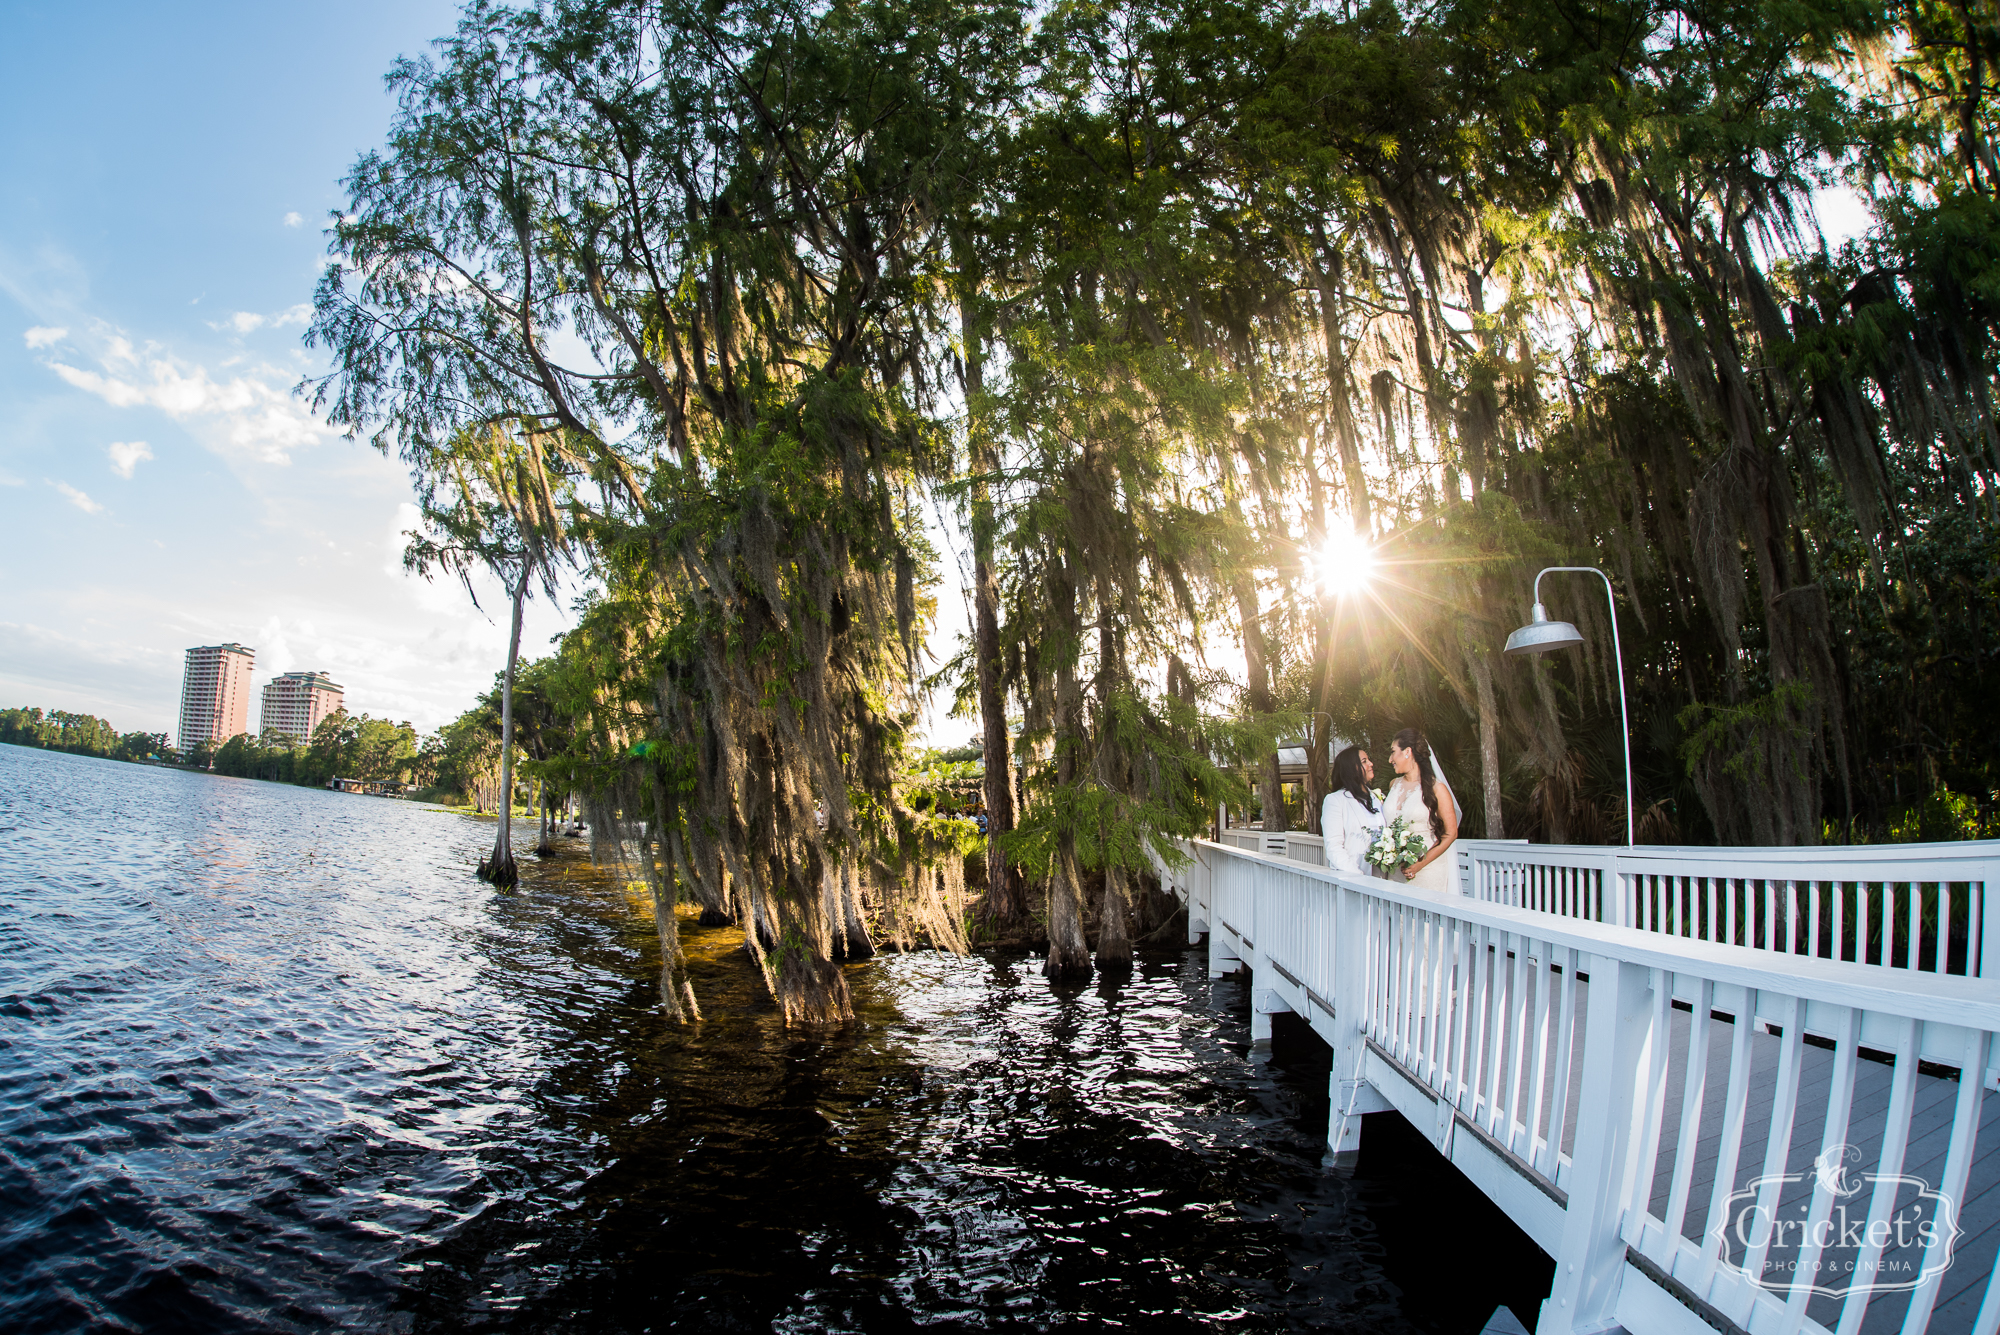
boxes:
[1320,745,1383,876]
[1382,727,1460,893]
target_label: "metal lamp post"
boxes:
[1504,566,1634,846]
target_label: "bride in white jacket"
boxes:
[1321,745,1384,876]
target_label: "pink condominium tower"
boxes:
[177,643,256,752]
[260,671,345,743]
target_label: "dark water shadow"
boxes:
[0,746,1533,1335]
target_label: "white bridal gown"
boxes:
[1320,789,1383,876]
[1383,777,1453,893]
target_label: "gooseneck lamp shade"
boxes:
[1504,602,1586,656]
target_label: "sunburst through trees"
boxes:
[314,0,2000,1018]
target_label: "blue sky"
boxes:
[0,0,579,740]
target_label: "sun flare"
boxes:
[1315,529,1376,597]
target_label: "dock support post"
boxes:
[1250,988,1293,1048]
[1187,850,1210,945]
[1327,882,1387,1165]
[1539,955,1656,1335]
[1208,933,1240,978]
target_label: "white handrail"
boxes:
[1457,838,2000,979]
[1159,837,2000,1335]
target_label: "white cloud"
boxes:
[45,335,326,465]
[283,211,304,228]
[107,440,154,478]
[212,303,312,335]
[386,500,421,573]
[24,325,67,349]
[258,614,297,679]
[50,480,103,514]
[0,469,22,487]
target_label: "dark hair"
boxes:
[1332,745,1375,813]
[1394,727,1445,840]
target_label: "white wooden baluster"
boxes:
[1545,946,1580,1185]
[1735,993,1806,1309]
[1809,880,1822,961]
[1472,924,1500,1134]
[1505,931,1532,1152]
[1973,1262,2000,1335]
[1434,915,1455,1094]
[1833,881,1846,964]
[1782,1006,1859,1335]
[1899,1027,1995,1335]
[1540,956,1655,1334]
[1451,919,1477,1109]
[1908,880,1921,972]
[1660,977,1716,1255]
[1978,868,1993,977]
[1526,942,1556,1167]
[1326,881,1383,1166]
[1628,969,1675,1231]
[1693,989,1762,1294]
[1834,1015,1920,1335]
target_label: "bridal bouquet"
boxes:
[1366,816,1429,874]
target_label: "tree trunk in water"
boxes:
[650,877,701,1021]
[1091,584,1134,974]
[777,958,851,1022]
[478,569,527,887]
[534,778,555,856]
[840,859,875,959]
[1043,620,1091,983]
[1096,864,1133,973]
[965,301,1022,927]
[819,856,876,961]
[1045,839,1092,981]
[1467,647,1506,839]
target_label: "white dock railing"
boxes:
[1216,830,2000,980]
[1456,840,2000,979]
[1156,838,2000,1335]
[1218,826,1325,864]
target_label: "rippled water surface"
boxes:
[0,744,1546,1332]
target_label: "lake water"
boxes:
[0,742,1549,1332]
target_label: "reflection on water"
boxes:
[0,743,1543,1332]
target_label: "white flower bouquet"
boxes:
[1366,816,1429,874]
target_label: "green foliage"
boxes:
[209,712,422,788]
[307,0,2000,1012]
[0,707,170,765]
[1007,687,1254,878]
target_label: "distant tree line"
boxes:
[0,706,169,764]
[210,711,424,789]
[1,702,434,793]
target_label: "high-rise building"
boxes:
[260,671,345,743]
[177,643,256,753]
